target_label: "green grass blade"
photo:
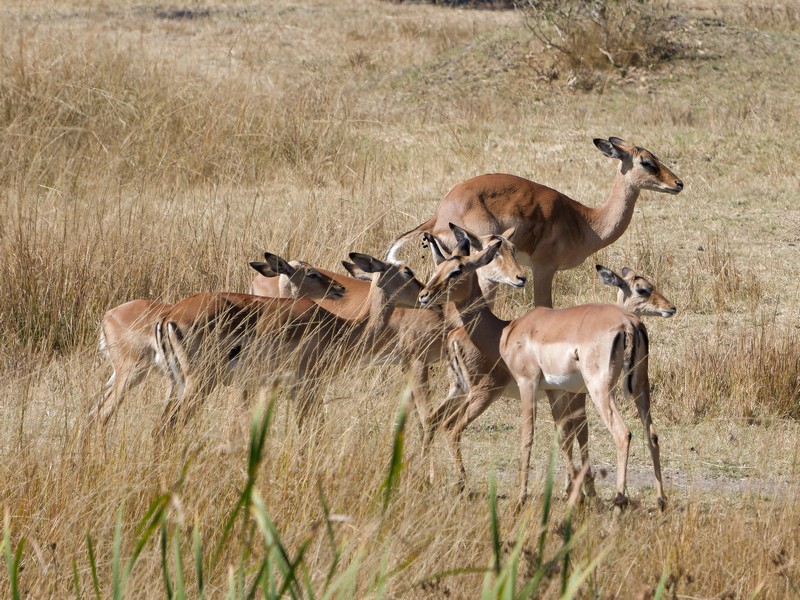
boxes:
[127,493,170,582]
[3,513,23,600]
[161,522,173,599]
[111,506,125,600]
[653,564,669,600]
[193,520,204,600]
[381,390,408,514]
[172,529,186,600]
[86,533,101,600]
[72,558,81,600]
[488,470,501,575]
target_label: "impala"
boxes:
[154,253,424,434]
[249,241,524,436]
[418,226,666,510]
[428,230,674,502]
[387,137,683,307]
[88,256,343,432]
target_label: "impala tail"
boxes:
[384,215,438,263]
[156,320,187,395]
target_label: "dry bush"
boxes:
[521,0,682,87]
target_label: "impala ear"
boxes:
[499,227,516,241]
[472,239,501,269]
[263,252,296,276]
[424,233,450,265]
[453,237,471,258]
[449,223,483,250]
[341,260,372,281]
[250,261,279,278]
[621,267,635,278]
[594,137,627,160]
[595,264,625,289]
[348,252,388,274]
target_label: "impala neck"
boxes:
[446,274,509,363]
[585,169,641,249]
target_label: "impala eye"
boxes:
[641,159,658,172]
[637,287,652,298]
[404,268,414,277]
[447,269,462,280]
[308,271,320,279]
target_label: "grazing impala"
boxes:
[154,253,424,434]
[387,137,683,307]
[249,241,524,436]
[418,226,666,510]
[88,256,343,431]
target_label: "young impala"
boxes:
[427,226,674,502]
[154,253,424,435]
[249,240,525,437]
[88,256,343,433]
[418,225,666,510]
[387,137,683,307]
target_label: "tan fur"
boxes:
[419,235,667,510]
[387,137,683,308]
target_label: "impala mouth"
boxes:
[512,276,527,288]
[661,308,677,318]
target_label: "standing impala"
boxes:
[418,227,666,510]
[428,227,674,503]
[88,256,343,432]
[387,137,683,307]
[155,253,424,434]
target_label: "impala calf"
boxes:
[89,256,343,433]
[387,137,683,307]
[418,228,666,510]
[155,253,423,434]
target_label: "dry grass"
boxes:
[1,0,799,597]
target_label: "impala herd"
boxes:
[90,137,683,511]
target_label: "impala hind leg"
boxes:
[628,347,666,509]
[424,373,467,485]
[586,378,630,510]
[407,359,430,440]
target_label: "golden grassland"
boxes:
[0,0,798,597]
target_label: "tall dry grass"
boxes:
[1,0,799,597]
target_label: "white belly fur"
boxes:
[540,372,586,393]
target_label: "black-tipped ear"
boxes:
[250,261,278,277]
[341,260,372,281]
[263,252,295,276]
[594,137,626,160]
[348,252,388,274]
[499,226,516,242]
[453,237,471,258]
[449,223,483,250]
[596,264,625,289]
[424,233,450,265]
[472,239,501,269]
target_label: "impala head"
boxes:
[250,253,345,300]
[595,264,676,318]
[594,137,683,195]
[424,224,527,286]
[348,252,423,308]
[419,223,525,307]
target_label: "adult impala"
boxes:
[88,256,343,432]
[418,227,666,510]
[387,137,683,307]
[155,253,424,434]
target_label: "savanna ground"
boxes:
[0,0,798,597]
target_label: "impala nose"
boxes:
[515,276,527,288]
[674,180,684,191]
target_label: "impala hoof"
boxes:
[657,497,667,512]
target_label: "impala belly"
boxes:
[526,338,587,393]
